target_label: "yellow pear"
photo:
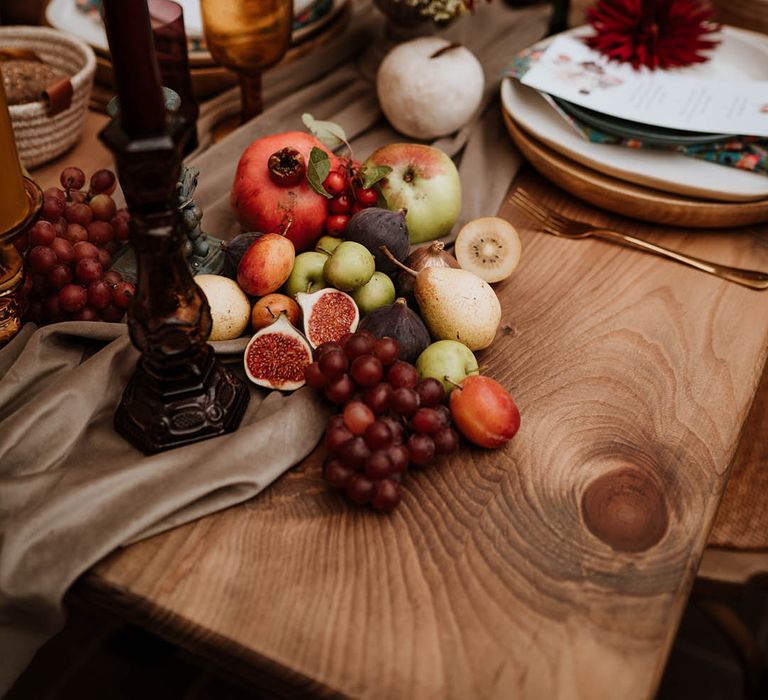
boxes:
[414,267,501,350]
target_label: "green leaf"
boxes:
[306,146,332,198]
[360,164,392,190]
[302,113,348,149]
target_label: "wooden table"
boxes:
[34,112,768,699]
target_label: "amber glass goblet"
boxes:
[200,0,293,139]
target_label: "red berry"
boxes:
[407,433,435,467]
[28,246,57,273]
[319,348,349,380]
[364,451,392,480]
[112,281,135,310]
[415,378,445,408]
[325,424,353,454]
[41,196,65,222]
[29,221,56,247]
[325,374,354,404]
[387,360,419,389]
[391,387,420,417]
[304,361,327,388]
[329,194,351,214]
[326,214,349,236]
[411,407,443,435]
[325,458,354,490]
[387,444,410,474]
[322,170,346,196]
[59,283,87,313]
[355,187,378,207]
[364,420,393,451]
[350,355,383,387]
[372,337,399,365]
[60,166,85,190]
[364,383,392,415]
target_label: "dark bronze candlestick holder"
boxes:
[100,112,249,454]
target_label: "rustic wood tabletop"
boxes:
[33,119,768,699]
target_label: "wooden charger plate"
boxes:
[503,111,768,228]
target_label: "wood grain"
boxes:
[72,169,768,699]
[504,113,768,228]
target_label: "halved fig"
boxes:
[244,312,312,391]
[296,288,360,349]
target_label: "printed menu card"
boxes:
[521,35,768,137]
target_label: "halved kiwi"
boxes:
[454,217,522,283]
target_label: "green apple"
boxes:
[315,235,343,256]
[323,241,375,292]
[363,143,461,244]
[352,271,396,314]
[415,340,478,394]
[284,251,327,297]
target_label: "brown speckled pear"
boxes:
[414,266,501,351]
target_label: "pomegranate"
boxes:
[243,313,312,391]
[296,288,360,348]
[231,131,338,253]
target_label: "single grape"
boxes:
[319,348,349,380]
[433,427,460,455]
[50,238,75,265]
[328,414,345,430]
[97,248,111,270]
[355,187,378,207]
[313,341,342,361]
[99,304,124,322]
[324,458,354,490]
[435,404,452,428]
[325,214,349,236]
[72,306,99,322]
[43,293,67,323]
[102,270,123,287]
[380,415,404,444]
[364,420,393,451]
[346,475,375,505]
[52,217,67,237]
[340,436,370,470]
[364,451,392,480]
[64,202,93,226]
[407,433,435,467]
[371,479,401,512]
[372,337,399,365]
[58,283,87,313]
[75,258,103,284]
[68,190,87,204]
[410,407,443,435]
[73,241,99,261]
[111,281,135,310]
[387,360,419,389]
[343,332,375,360]
[29,221,56,247]
[44,186,66,205]
[60,166,85,190]
[27,246,57,273]
[324,374,354,404]
[90,169,116,195]
[48,264,73,290]
[87,280,112,309]
[87,221,114,247]
[304,361,327,388]
[329,194,351,214]
[350,354,383,387]
[89,193,117,222]
[364,382,393,415]
[415,378,445,408]
[387,444,410,474]
[343,401,375,436]
[63,223,88,244]
[325,424,353,454]
[322,170,346,196]
[41,196,65,222]
[111,214,130,242]
[391,387,420,417]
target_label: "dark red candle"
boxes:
[102,0,166,136]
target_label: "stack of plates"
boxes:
[46,0,350,104]
[501,26,768,228]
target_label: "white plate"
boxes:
[501,26,768,203]
[46,0,346,66]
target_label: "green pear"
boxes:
[413,267,501,351]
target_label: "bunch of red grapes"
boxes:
[321,160,379,236]
[304,331,460,512]
[20,166,135,325]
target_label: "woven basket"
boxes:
[0,26,95,168]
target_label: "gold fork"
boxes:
[509,188,768,291]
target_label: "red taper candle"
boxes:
[102,0,166,136]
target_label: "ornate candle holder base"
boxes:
[115,345,249,454]
[0,177,43,345]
